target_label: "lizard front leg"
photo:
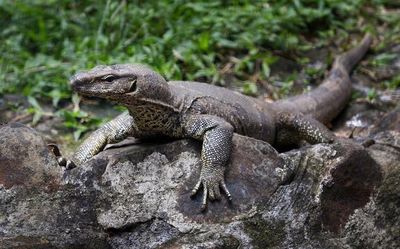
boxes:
[182,114,234,211]
[58,111,138,168]
[276,112,334,148]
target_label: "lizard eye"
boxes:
[102,75,117,82]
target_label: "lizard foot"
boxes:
[190,172,232,211]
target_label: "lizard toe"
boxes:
[209,187,216,201]
[201,184,208,212]
[221,181,232,201]
[214,185,221,200]
[191,179,202,197]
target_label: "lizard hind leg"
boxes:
[276,112,334,149]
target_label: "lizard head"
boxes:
[70,64,171,105]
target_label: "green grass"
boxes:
[0,0,399,137]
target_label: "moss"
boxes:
[376,164,400,229]
[244,215,286,249]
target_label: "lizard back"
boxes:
[170,81,277,144]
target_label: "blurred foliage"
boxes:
[241,82,258,96]
[0,0,399,137]
[384,75,400,90]
[370,53,398,67]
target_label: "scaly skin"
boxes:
[59,34,372,211]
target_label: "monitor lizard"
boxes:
[58,34,372,211]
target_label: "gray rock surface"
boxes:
[0,123,60,190]
[0,122,399,249]
[343,131,400,248]
[0,123,108,249]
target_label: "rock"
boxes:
[1,123,399,248]
[343,131,400,248]
[0,123,61,191]
[64,135,286,229]
[244,139,382,249]
[370,105,400,134]
[332,101,387,139]
[0,123,108,249]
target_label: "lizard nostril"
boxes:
[128,79,137,92]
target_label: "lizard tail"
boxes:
[333,34,373,74]
[273,34,373,124]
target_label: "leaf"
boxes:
[73,129,84,141]
[27,96,43,111]
[241,82,258,96]
[198,32,210,51]
[371,53,397,67]
[72,93,81,112]
[32,111,42,125]
[48,89,62,107]
[262,61,271,78]
[367,88,378,102]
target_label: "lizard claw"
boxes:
[57,157,76,170]
[57,156,67,167]
[209,186,216,201]
[221,181,232,201]
[191,179,202,197]
[65,160,76,170]
[47,143,76,170]
[201,184,208,211]
[190,177,232,212]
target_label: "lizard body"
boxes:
[62,35,372,210]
